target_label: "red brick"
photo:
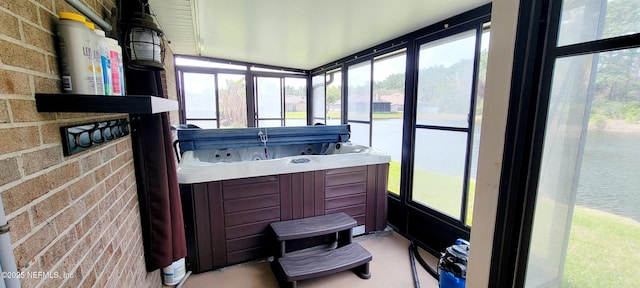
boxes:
[7,211,31,242]
[0,9,20,40]
[9,99,56,123]
[73,205,99,238]
[0,126,40,154]
[14,221,57,268]
[101,144,117,163]
[0,0,39,24]
[60,268,82,288]
[53,200,85,232]
[23,21,55,53]
[39,7,56,33]
[34,0,54,12]
[98,190,116,218]
[115,137,131,154]
[34,75,60,94]
[68,174,94,200]
[93,163,111,183]
[60,235,92,276]
[40,231,76,271]
[0,70,31,95]
[104,171,120,193]
[0,99,9,123]
[22,146,63,175]
[32,189,71,225]
[0,40,47,73]
[2,174,49,214]
[17,261,44,288]
[47,162,80,190]
[83,182,106,208]
[78,234,105,274]
[93,243,113,278]
[79,152,103,174]
[78,269,96,288]
[0,156,21,186]
[110,149,132,171]
[41,123,62,144]
[54,0,77,14]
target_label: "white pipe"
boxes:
[64,0,112,32]
[0,265,6,288]
[0,189,20,288]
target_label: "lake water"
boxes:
[577,129,640,221]
[365,119,640,222]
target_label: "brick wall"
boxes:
[0,1,163,287]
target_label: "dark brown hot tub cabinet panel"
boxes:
[180,163,389,273]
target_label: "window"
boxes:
[311,70,342,125]
[524,0,640,286]
[182,72,217,129]
[177,58,307,128]
[254,76,308,127]
[347,61,372,145]
[371,51,406,195]
[284,77,307,126]
[181,72,247,129]
[255,77,282,127]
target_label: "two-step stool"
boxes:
[269,212,372,288]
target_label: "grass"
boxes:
[387,160,475,225]
[388,161,640,286]
[563,206,640,287]
[290,110,639,285]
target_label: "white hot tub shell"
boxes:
[177,142,391,184]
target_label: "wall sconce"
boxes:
[125,12,164,71]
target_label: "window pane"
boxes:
[416,30,476,128]
[557,0,640,46]
[327,70,342,125]
[218,74,247,128]
[526,49,640,287]
[183,73,216,119]
[412,129,467,219]
[311,75,325,124]
[467,30,490,226]
[372,51,406,195]
[348,62,371,122]
[257,77,282,119]
[186,120,217,129]
[348,122,370,146]
[285,77,307,127]
[258,120,282,128]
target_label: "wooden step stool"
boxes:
[270,213,372,288]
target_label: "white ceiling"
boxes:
[149,0,490,70]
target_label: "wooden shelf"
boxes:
[35,93,178,114]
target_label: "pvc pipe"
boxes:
[64,0,112,32]
[0,190,20,288]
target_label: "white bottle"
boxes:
[56,12,93,94]
[84,21,104,95]
[104,37,125,96]
[94,29,112,95]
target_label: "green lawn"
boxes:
[387,160,475,225]
[563,206,640,287]
[387,160,640,286]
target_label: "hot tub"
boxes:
[176,125,390,272]
[177,142,390,184]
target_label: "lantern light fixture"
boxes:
[125,12,164,71]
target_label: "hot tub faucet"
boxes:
[258,129,269,159]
